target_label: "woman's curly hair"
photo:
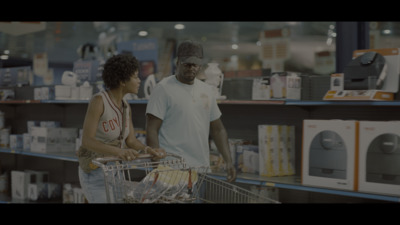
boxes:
[102,54,139,89]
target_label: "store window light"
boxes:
[0,55,9,60]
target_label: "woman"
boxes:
[78,54,166,203]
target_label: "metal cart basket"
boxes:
[92,153,279,203]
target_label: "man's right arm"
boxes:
[145,113,163,148]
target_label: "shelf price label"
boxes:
[265,182,275,187]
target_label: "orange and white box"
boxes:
[302,119,358,191]
[358,121,400,196]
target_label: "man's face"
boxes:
[176,60,201,85]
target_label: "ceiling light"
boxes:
[0,55,9,60]
[138,30,148,36]
[383,29,392,35]
[231,44,238,50]
[174,24,185,30]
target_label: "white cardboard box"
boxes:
[258,124,295,177]
[11,170,35,200]
[258,125,280,177]
[30,127,61,153]
[358,121,400,196]
[59,127,78,152]
[270,72,301,100]
[302,119,358,191]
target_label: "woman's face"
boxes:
[125,71,141,94]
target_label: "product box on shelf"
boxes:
[258,124,295,177]
[55,85,77,100]
[330,73,344,91]
[302,119,358,191]
[11,170,30,200]
[26,170,49,202]
[30,127,78,153]
[23,133,30,151]
[59,127,78,152]
[209,138,248,173]
[300,74,330,101]
[40,120,61,128]
[252,76,271,100]
[34,86,55,100]
[30,127,61,153]
[358,121,400,196]
[9,134,23,149]
[236,144,259,174]
[73,59,102,84]
[0,66,31,87]
[270,71,301,100]
[279,125,296,176]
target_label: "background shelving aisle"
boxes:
[1,98,399,203]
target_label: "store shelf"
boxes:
[0,148,77,162]
[209,173,400,203]
[0,100,41,104]
[1,148,399,202]
[285,99,400,106]
[217,99,285,105]
[3,99,400,106]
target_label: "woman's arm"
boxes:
[81,95,138,160]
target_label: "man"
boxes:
[145,40,236,182]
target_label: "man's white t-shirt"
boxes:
[146,75,222,168]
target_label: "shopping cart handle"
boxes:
[92,152,184,165]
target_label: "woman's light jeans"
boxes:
[78,166,108,203]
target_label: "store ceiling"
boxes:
[0,21,335,66]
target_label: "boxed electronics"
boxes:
[252,76,271,100]
[324,48,400,101]
[258,124,295,177]
[26,170,49,202]
[270,72,301,100]
[9,134,23,149]
[59,127,79,152]
[30,127,78,153]
[0,66,31,87]
[11,170,31,200]
[302,119,358,191]
[300,74,330,101]
[73,59,102,84]
[358,121,400,196]
[34,86,55,100]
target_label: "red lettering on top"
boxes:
[109,120,115,130]
[102,121,108,132]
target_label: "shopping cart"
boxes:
[92,153,279,203]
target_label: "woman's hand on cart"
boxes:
[142,146,167,160]
[117,148,140,161]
